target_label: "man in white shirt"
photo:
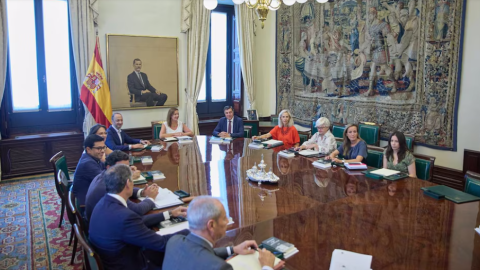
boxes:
[296,117,337,154]
[162,196,276,270]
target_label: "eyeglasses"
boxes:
[91,146,106,151]
[316,126,329,129]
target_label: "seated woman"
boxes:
[89,124,113,160]
[295,117,336,154]
[160,107,194,138]
[326,124,367,163]
[253,109,300,147]
[383,131,417,178]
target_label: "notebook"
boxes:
[369,168,400,176]
[329,249,372,270]
[298,149,321,157]
[421,185,480,203]
[139,188,183,209]
[227,251,285,270]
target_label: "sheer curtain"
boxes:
[182,0,210,135]
[69,0,99,137]
[234,4,256,109]
[0,0,7,180]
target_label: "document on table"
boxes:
[227,251,284,270]
[156,217,234,236]
[329,249,372,270]
[139,188,182,209]
[369,168,400,177]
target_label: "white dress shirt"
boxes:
[109,193,169,220]
[302,130,337,154]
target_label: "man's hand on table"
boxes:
[170,206,188,218]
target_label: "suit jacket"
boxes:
[85,171,164,227]
[89,195,189,270]
[127,71,157,102]
[72,153,105,207]
[105,125,141,151]
[162,233,232,270]
[213,116,244,138]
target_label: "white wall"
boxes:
[253,3,480,170]
[97,0,187,129]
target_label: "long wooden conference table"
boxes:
[131,136,480,270]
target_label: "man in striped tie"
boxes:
[212,106,244,138]
[127,58,168,106]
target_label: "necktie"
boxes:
[117,130,122,144]
[228,120,232,134]
[137,73,144,87]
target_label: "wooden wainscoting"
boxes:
[432,165,465,191]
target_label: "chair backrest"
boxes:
[311,118,318,135]
[335,138,343,149]
[332,123,346,139]
[151,120,164,140]
[58,171,76,225]
[413,153,436,181]
[50,151,70,180]
[271,114,278,124]
[68,189,88,236]
[358,122,381,146]
[366,146,384,169]
[244,126,252,138]
[404,133,415,151]
[243,120,259,137]
[464,171,480,197]
[298,131,310,145]
[73,224,104,270]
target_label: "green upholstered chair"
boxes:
[298,131,310,145]
[271,114,278,124]
[405,133,415,151]
[464,171,480,197]
[366,146,384,169]
[332,122,346,139]
[244,120,259,137]
[413,153,436,181]
[49,151,72,228]
[244,126,252,138]
[358,122,381,146]
[151,120,164,140]
[335,138,343,149]
[311,118,318,135]
[73,223,104,270]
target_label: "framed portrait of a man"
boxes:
[106,34,179,110]
[247,110,258,121]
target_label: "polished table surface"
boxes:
[130,136,480,270]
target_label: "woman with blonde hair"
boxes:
[253,109,300,147]
[326,124,367,163]
[159,107,194,138]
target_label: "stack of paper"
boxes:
[141,156,153,165]
[156,217,235,236]
[150,145,163,152]
[344,162,367,170]
[150,170,165,180]
[262,237,299,259]
[312,159,331,169]
[299,149,321,157]
[369,168,400,176]
[278,150,295,158]
[133,174,147,184]
[176,136,192,140]
[140,187,182,209]
[329,249,372,270]
[227,251,285,270]
[262,139,284,148]
[249,143,264,149]
[163,137,178,142]
[209,137,232,144]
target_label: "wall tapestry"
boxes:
[276,0,465,150]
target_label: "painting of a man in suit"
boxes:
[127,58,168,106]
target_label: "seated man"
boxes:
[85,150,187,226]
[163,196,276,270]
[106,112,151,151]
[127,58,168,106]
[89,164,189,270]
[213,106,244,138]
[72,134,106,213]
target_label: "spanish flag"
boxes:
[80,37,112,127]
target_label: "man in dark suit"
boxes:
[89,164,189,270]
[127,58,168,106]
[162,196,276,270]
[213,106,244,138]
[85,150,187,226]
[72,134,106,215]
[106,112,151,151]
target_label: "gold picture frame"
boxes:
[106,34,179,110]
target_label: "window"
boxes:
[197,4,240,119]
[2,0,79,135]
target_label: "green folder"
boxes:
[421,185,480,204]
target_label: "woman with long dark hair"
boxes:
[159,107,194,138]
[326,124,367,163]
[383,131,416,178]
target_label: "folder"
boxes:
[421,185,480,204]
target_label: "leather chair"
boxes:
[271,114,278,124]
[405,133,415,151]
[58,171,77,258]
[244,120,259,137]
[244,126,252,138]
[366,146,384,169]
[413,153,436,181]
[298,131,310,145]
[49,151,72,228]
[335,138,343,149]
[358,122,381,146]
[67,189,80,265]
[332,122,346,139]
[464,171,480,197]
[311,118,318,135]
[151,120,165,140]
[73,223,104,270]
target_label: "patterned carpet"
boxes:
[0,175,82,270]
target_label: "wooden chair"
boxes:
[127,82,147,107]
[67,189,80,265]
[243,120,259,137]
[358,122,381,146]
[244,126,252,138]
[58,171,77,249]
[366,146,385,169]
[49,151,72,228]
[332,122,346,139]
[464,171,480,197]
[270,114,278,123]
[404,133,415,151]
[413,153,436,181]
[151,120,165,140]
[73,224,104,270]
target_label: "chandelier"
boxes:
[203,0,330,29]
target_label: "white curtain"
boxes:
[234,4,256,109]
[0,0,7,180]
[184,0,210,135]
[69,0,99,137]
